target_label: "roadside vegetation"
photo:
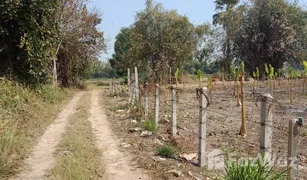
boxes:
[0,78,71,178]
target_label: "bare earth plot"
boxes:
[103,80,307,180]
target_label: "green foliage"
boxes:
[277,69,282,77]
[156,145,177,158]
[224,157,285,180]
[303,61,307,76]
[174,68,180,84]
[294,70,299,79]
[288,66,293,79]
[252,71,256,79]
[264,63,269,76]
[240,62,245,74]
[256,67,260,79]
[144,120,158,134]
[0,78,69,177]
[0,0,58,85]
[231,61,237,79]
[269,65,274,79]
[197,69,203,87]
[207,76,213,89]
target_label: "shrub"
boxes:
[156,145,177,158]
[144,120,158,134]
[224,157,285,180]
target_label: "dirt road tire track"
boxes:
[89,90,149,180]
[13,92,84,180]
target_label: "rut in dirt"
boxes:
[89,90,149,180]
[13,92,84,180]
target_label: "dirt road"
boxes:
[13,90,148,180]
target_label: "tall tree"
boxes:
[55,0,106,87]
[234,0,297,74]
[128,0,206,82]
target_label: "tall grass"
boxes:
[0,78,70,178]
[224,157,285,180]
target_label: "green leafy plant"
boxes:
[207,76,213,103]
[174,68,180,85]
[197,69,203,88]
[231,61,238,96]
[224,157,285,180]
[288,66,294,104]
[144,120,158,134]
[156,145,177,158]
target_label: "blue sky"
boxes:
[87,0,215,60]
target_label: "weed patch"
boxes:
[0,78,71,178]
[156,145,177,158]
[144,120,158,134]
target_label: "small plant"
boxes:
[174,68,180,86]
[108,103,129,112]
[156,144,177,158]
[268,64,275,92]
[144,120,158,134]
[207,76,213,103]
[256,67,260,87]
[197,69,203,88]
[224,157,285,180]
[288,66,294,104]
[231,61,238,96]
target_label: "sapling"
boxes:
[252,71,256,91]
[288,66,294,104]
[268,64,274,93]
[207,76,213,103]
[197,69,202,88]
[239,62,247,136]
[264,63,269,86]
[256,67,259,87]
[277,68,282,87]
[231,61,237,97]
[293,70,299,100]
[303,61,307,95]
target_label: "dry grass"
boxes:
[0,78,72,179]
[49,92,104,180]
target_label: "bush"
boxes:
[156,145,177,158]
[144,120,158,134]
[224,157,285,180]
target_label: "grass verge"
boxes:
[49,92,104,180]
[0,78,71,178]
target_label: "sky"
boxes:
[87,0,307,61]
[87,0,216,60]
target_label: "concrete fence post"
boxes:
[287,119,301,180]
[135,67,139,102]
[144,83,148,120]
[128,68,131,96]
[171,85,177,136]
[198,87,208,167]
[154,84,159,126]
[260,93,274,164]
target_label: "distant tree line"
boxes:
[109,0,307,81]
